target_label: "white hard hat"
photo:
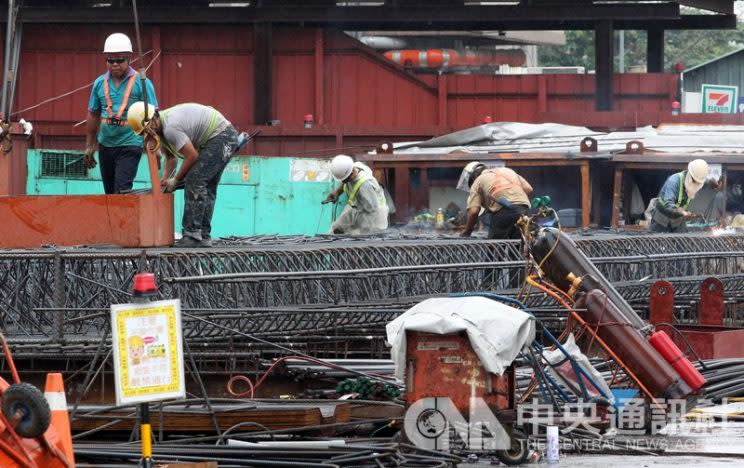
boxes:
[456,161,486,191]
[126,101,156,135]
[103,33,133,54]
[330,154,354,181]
[688,159,709,183]
[464,161,483,173]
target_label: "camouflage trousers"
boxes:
[182,126,238,241]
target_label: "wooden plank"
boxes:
[71,402,351,433]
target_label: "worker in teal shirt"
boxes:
[85,33,158,194]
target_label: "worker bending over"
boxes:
[325,154,388,235]
[651,159,714,233]
[460,162,533,239]
[128,101,238,247]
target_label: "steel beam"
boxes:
[647,27,664,73]
[4,4,684,31]
[595,20,614,111]
[253,22,273,125]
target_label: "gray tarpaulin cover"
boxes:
[370,122,744,155]
[386,296,535,380]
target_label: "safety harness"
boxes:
[102,71,138,126]
[484,167,527,199]
[159,104,221,158]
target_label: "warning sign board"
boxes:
[111,300,185,405]
[701,84,738,114]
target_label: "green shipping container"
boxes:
[26,149,340,237]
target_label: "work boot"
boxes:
[174,236,204,248]
[201,236,213,247]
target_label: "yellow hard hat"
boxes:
[128,336,144,347]
[127,101,156,135]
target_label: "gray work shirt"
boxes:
[161,103,230,153]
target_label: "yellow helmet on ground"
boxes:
[127,101,156,135]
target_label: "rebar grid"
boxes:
[1,233,744,355]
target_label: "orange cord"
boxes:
[526,276,573,310]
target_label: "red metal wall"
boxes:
[2,24,701,156]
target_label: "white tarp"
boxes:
[385,296,536,380]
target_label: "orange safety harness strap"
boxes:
[102,71,138,126]
[484,167,526,199]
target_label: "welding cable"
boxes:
[534,209,563,273]
[226,375,255,399]
[216,422,276,445]
[525,276,573,310]
[225,354,399,401]
[536,275,575,305]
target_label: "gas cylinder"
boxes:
[649,331,706,393]
[575,290,693,400]
[531,227,647,330]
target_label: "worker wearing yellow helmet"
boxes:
[459,161,533,239]
[85,33,158,194]
[127,101,239,247]
[651,159,717,232]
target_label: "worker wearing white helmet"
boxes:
[651,159,716,232]
[85,33,158,194]
[459,161,533,239]
[324,155,388,235]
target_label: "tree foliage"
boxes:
[538,12,744,71]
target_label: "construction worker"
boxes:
[85,33,158,194]
[460,162,533,238]
[651,159,714,233]
[127,101,238,247]
[324,154,388,234]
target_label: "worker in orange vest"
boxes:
[459,162,533,239]
[85,33,158,194]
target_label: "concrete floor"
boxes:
[462,421,744,466]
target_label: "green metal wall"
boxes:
[26,150,338,237]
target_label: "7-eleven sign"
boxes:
[701,84,738,113]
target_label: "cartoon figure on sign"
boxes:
[128,335,145,365]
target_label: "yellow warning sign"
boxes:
[111,300,185,405]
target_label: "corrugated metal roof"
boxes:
[683,47,744,74]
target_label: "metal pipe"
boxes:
[1,0,14,118]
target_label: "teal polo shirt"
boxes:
[88,67,158,148]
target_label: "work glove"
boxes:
[322,193,338,205]
[84,146,97,169]
[161,177,178,193]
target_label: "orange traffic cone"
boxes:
[44,373,75,466]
